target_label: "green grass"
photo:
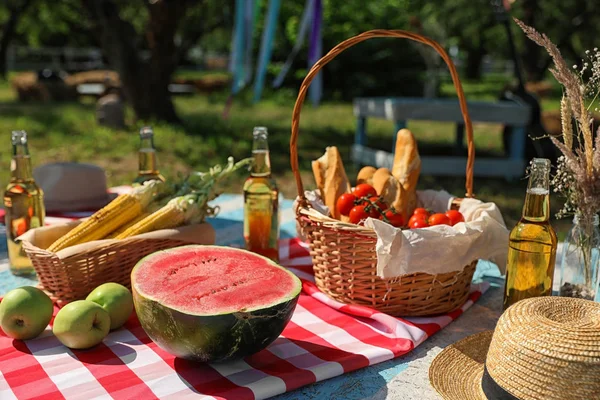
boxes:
[0,75,573,237]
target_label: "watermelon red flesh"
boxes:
[133,245,299,315]
[131,245,302,363]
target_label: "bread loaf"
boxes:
[372,168,408,218]
[391,128,421,218]
[392,128,421,193]
[356,166,376,185]
[311,146,351,219]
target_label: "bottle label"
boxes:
[244,191,279,257]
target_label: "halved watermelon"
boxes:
[131,245,302,363]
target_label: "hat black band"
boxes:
[482,365,519,400]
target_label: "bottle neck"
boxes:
[251,136,272,177]
[10,143,33,182]
[522,161,551,222]
[138,136,159,174]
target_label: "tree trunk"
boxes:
[465,44,486,80]
[81,0,187,123]
[520,0,546,82]
[0,0,34,80]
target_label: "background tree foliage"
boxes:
[0,0,599,121]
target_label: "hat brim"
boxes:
[429,331,493,400]
[44,192,119,213]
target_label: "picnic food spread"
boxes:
[310,128,466,229]
[131,245,301,362]
[1,25,599,400]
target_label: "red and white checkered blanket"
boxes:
[0,237,488,400]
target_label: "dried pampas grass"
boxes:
[515,18,600,221]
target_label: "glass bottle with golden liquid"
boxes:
[503,158,557,310]
[3,130,45,276]
[134,126,165,184]
[243,127,280,262]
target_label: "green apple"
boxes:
[52,300,110,349]
[0,286,53,340]
[86,282,133,330]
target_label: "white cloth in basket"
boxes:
[364,189,509,279]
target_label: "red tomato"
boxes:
[382,210,404,227]
[408,214,427,227]
[413,207,430,216]
[336,193,357,216]
[352,183,377,199]
[428,213,451,226]
[445,209,465,226]
[368,196,388,212]
[349,205,370,225]
[366,206,381,218]
[409,218,429,229]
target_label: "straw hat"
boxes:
[33,162,118,212]
[429,296,600,399]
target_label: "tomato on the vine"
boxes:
[352,183,377,199]
[381,210,404,227]
[368,196,388,212]
[408,214,428,228]
[413,207,430,216]
[366,206,380,218]
[349,205,370,225]
[445,209,465,226]
[336,193,357,216]
[409,218,429,229]
[428,213,451,226]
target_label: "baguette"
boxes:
[391,128,421,193]
[311,146,351,219]
[372,167,408,220]
[356,166,377,185]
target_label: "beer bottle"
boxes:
[134,126,165,184]
[243,127,280,262]
[4,130,45,275]
[503,158,557,309]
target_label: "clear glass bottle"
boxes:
[503,158,558,310]
[3,130,45,276]
[558,213,600,301]
[243,127,280,262]
[134,126,165,184]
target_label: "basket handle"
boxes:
[290,29,475,204]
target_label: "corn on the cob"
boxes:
[104,212,151,239]
[47,180,163,252]
[114,195,196,239]
[115,157,252,239]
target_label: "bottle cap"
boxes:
[531,158,550,168]
[140,126,154,139]
[11,130,27,146]
[253,126,268,138]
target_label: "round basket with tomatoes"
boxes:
[335,183,466,230]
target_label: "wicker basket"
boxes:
[19,220,215,303]
[291,30,479,317]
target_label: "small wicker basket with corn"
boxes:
[20,157,251,302]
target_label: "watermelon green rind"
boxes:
[131,245,302,362]
[132,287,299,362]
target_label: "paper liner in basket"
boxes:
[17,220,216,257]
[364,189,509,279]
[295,188,509,280]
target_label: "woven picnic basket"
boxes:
[19,221,214,303]
[291,30,479,317]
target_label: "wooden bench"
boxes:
[352,97,532,180]
[76,83,197,97]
